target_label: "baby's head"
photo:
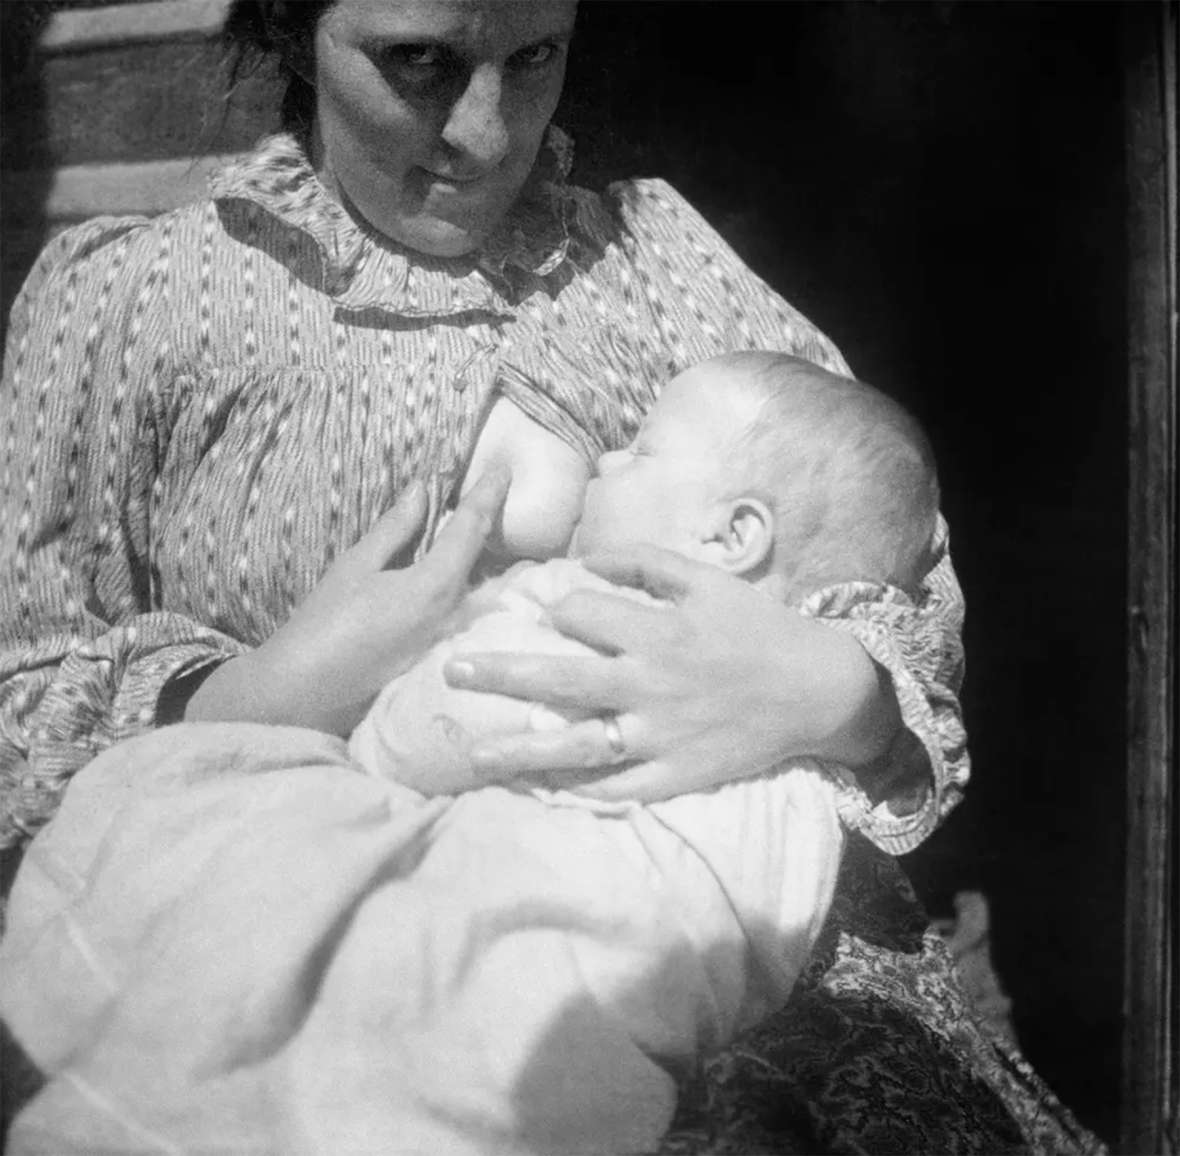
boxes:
[572,352,939,602]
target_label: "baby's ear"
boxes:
[706,497,775,577]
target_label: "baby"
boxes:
[351,350,938,793]
[337,351,939,1154]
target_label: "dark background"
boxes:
[1,0,1128,1143]
[561,2,1127,1143]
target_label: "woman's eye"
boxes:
[384,44,446,69]
[509,42,558,69]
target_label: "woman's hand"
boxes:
[185,470,510,737]
[444,545,900,802]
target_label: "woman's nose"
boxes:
[441,65,510,169]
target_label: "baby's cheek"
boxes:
[572,500,655,556]
[565,486,622,557]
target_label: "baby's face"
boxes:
[571,366,753,558]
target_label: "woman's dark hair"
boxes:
[223,1,335,141]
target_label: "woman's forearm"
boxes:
[181,650,375,736]
[181,652,327,729]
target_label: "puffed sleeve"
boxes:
[602,180,970,853]
[798,523,969,854]
[0,220,247,849]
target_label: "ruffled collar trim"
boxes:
[208,127,574,316]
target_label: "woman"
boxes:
[1,0,947,852]
[0,1,1099,1152]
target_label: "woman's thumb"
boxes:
[348,481,429,570]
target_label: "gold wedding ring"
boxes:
[602,715,627,761]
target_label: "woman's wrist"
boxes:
[790,621,901,768]
[158,662,225,725]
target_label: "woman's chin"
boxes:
[389,217,485,260]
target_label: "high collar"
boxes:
[208,127,575,317]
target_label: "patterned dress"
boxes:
[0,129,964,851]
[0,131,1098,1152]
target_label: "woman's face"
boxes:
[312,0,577,258]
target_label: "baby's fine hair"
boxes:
[716,351,940,599]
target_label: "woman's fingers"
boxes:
[460,464,513,524]
[546,590,667,655]
[469,715,640,780]
[444,651,628,710]
[347,481,427,570]
[347,467,508,579]
[580,544,708,602]
[422,467,510,583]
[566,760,675,803]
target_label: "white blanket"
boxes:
[0,722,841,1154]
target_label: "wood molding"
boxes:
[39,0,233,55]
[1123,3,1178,1153]
[1,155,246,222]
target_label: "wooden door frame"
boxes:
[1123,3,1177,1153]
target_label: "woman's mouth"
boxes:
[421,169,484,193]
